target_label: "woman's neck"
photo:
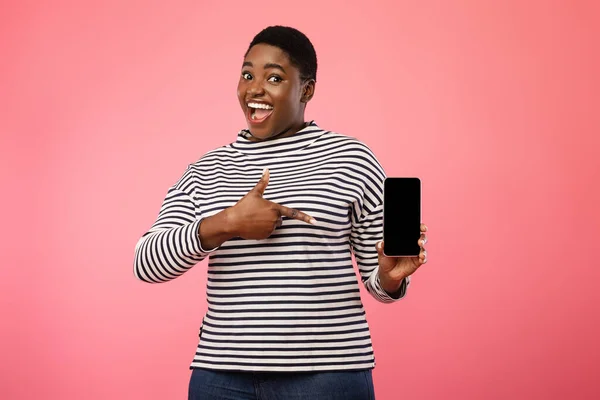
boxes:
[247,121,308,142]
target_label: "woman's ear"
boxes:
[301,79,316,103]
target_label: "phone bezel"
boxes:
[382,177,421,257]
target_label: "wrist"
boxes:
[379,271,405,294]
[197,208,237,250]
[222,206,239,237]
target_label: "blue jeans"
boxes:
[188,368,376,400]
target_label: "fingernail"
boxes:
[262,168,268,176]
[309,218,317,225]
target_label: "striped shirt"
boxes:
[134,121,410,372]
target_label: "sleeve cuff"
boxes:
[367,268,411,303]
[192,219,220,255]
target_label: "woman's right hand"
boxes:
[228,168,316,240]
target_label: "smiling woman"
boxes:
[237,28,316,141]
[134,25,428,400]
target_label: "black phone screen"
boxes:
[383,177,421,257]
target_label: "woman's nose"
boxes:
[247,79,265,95]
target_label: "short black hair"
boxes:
[245,26,317,82]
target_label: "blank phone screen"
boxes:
[383,177,421,257]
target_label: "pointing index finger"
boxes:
[277,204,317,225]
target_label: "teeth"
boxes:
[248,103,273,110]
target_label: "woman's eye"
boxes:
[242,72,252,80]
[268,76,282,83]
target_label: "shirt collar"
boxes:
[231,121,326,157]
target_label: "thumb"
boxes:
[376,241,385,257]
[376,241,393,271]
[253,168,270,195]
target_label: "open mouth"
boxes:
[247,102,274,124]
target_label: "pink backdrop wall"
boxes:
[2,1,599,399]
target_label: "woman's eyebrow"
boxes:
[242,61,286,73]
[264,63,286,73]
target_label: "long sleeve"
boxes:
[133,172,217,283]
[349,145,410,303]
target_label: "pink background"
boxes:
[2,1,599,399]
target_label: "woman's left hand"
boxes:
[376,223,428,293]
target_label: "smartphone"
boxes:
[383,177,421,257]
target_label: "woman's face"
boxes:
[237,43,314,141]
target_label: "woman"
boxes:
[134,25,428,400]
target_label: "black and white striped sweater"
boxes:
[134,122,410,372]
